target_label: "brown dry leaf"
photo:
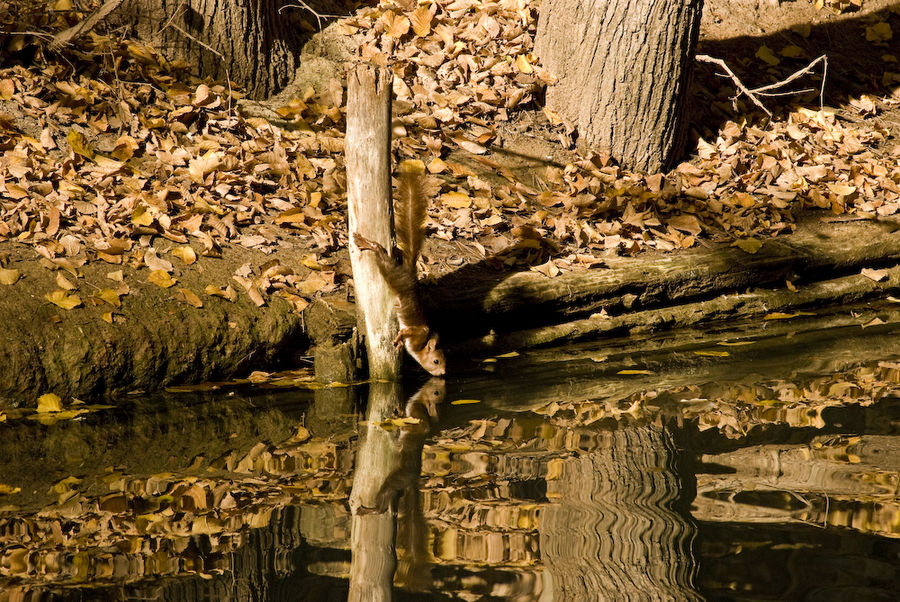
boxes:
[409,6,433,36]
[56,273,76,290]
[206,284,238,302]
[178,288,204,308]
[382,11,410,38]
[0,268,21,285]
[668,214,703,236]
[188,150,222,184]
[0,79,13,99]
[148,270,177,288]
[46,290,82,310]
[861,268,890,282]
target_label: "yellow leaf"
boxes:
[0,78,13,100]
[694,350,730,357]
[171,246,197,265]
[450,399,481,405]
[617,369,655,375]
[178,288,203,308]
[733,238,763,254]
[56,272,76,291]
[95,288,122,307]
[755,45,780,66]
[101,312,113,323]
[440,191,472,209]
[427,157,447,174]
[399,159,426,175]
[866,22,893,44]
[148,270,177,288]
[409,6,433,36]
[780,45,805,58]
[131,204,154,226]
[516,54,534,74]
[0,268,20,285]
[66,130,94,160]
[46,289,82,310]
[763,311,814,320]
[0,483,22,495]
[37,393,63,413]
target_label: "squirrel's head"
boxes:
[421,334,446,376]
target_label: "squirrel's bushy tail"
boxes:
[394,171,426,273]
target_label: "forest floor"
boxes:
[1,0,900,404]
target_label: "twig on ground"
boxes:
[279,2,345,31]
[50,0,125,51]
[696,54,828,117]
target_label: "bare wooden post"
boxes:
[346,65,400,380]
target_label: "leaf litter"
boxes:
[0,0,898,320]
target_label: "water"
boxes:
[1,303,899,601]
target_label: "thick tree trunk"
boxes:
[115,0,307,99]
[534,0,704,172]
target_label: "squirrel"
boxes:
[353,170,446,376]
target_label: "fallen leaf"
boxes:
[0,268,21,285]
[861,268,890,282]
[148,270,177,288]
[733,238,763,254]
[617,369,655,375]
[46,290,82,310]
[450,399,481,405]
[178,288,203,308]
[37,393,63,413]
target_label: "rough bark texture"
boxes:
[346,66,401,380]
[114,0,307,99]
[534,0,704,172]
[428,218,900,343]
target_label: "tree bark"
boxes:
[114,0,307,99]
[534,0,704,172]
[346,65,401,380]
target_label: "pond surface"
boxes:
[2,303,900,601]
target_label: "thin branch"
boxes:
[279,2,344,31]
[696,53,828,117]
[696,53,773,117]
[50,0,125,51]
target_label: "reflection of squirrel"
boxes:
[353,170,446,376]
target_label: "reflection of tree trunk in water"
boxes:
[540,424,699,600]
[348,382,401,602]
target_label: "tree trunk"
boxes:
[115,0,307,99]
[534,0,704,172]
[345,65,401,381]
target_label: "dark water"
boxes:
[2,304,900,601]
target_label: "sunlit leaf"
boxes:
[37,393,63,413]
[178,288,203,308]
[617,369,655,375]
[46,289,82,310]
[451,399,481,405]
[733,238,763,254]
[148,270,177,288]
[0,268,21,285]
